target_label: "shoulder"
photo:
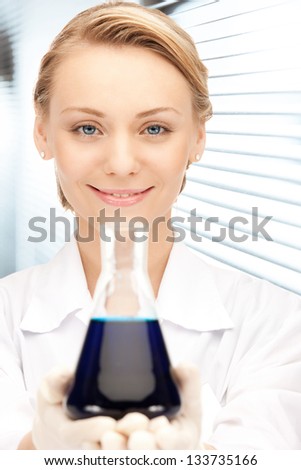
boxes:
[0,237,89,337]
[0,262,44,289]
[0,263,45,336]
[181,243,301,323]
[211,260,301,323]
[0,241,73,327]
[0,238,79,296]
[0,263,45,308]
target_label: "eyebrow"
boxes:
[61,106,181,118]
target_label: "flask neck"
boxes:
[102,227,147,273]
[91,224,156,320]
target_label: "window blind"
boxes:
[152,0,301,295]
[0,0,23,277]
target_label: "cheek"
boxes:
[52,135,95,181]
[158,143,189,179]
[155,159,187,206]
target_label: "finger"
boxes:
[101,431,127,450]
[156,424,197,450]
[36,399,117,450]
[172,364,201,421]
[155,425,180,450]
[59,415,116,448]
[116,412,149,436]
[128,430,157,450]
[171,413,200,449]
[81,441,101,450]
[40,366,73,405]
[148,416,170,432]
[172,363,201,395]
[177,423,199,449]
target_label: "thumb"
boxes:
[39,366,73,405]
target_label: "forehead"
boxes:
[50,45,193,116]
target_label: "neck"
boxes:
[76,215,174,298]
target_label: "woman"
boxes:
[1,1,301,450]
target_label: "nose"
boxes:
[103,133,140,177]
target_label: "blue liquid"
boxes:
[65,319,181,420]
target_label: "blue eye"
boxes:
[81,124,97,135]
[146,125,164,135]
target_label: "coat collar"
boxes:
[20,236,234,333]
[156,242,234,331]
[20,237,92,333]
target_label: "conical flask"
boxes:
[65,223,181,420]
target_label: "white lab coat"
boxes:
[0,237,301,450]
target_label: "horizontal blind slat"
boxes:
[174,202,301,250]
[208,69,301,94]
[211,92,301,114]
[186,2,300,41]
[187,171,301,206]
[173,0,286,29]
[199,151,301,184]
[173,218,301,273]
[196,22,301,58]
[185,237,301,296]
[206,115,301,139]
[203,46,301,76]
[205,133,301,161]
[182,181,301,227]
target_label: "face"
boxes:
[35,45,205,233]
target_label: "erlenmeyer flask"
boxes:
[65,223,181,420]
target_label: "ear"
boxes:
[33,114,53,160]
[189,120,206,164]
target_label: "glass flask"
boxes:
[65,223,181,420]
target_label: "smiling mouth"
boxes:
[88,185,154,206]
[101,190,148,197]
[91,187,152,195]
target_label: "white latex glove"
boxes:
[32,363,201,450]
[115,364,202,450]
[32,366,117,450]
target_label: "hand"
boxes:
[32,363,202,450]
[32,366,117,450]
[114,364,202,450]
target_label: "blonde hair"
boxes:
[34,0,212,209]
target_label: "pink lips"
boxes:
[89,186,153,207]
